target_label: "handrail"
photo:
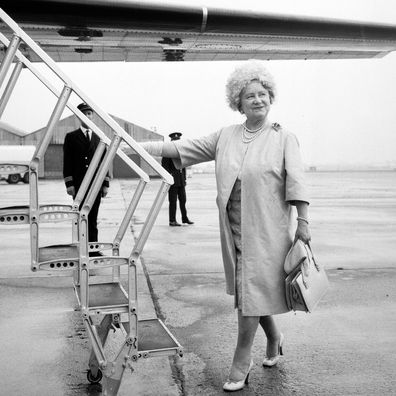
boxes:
[0,6,171,260]
[0,10,181,393]
[0,30,151,183]
[0,59,22,117]
[73,141,106,210]
[0,7,173,184]
[0,33,20,87]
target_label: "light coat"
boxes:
[174,123,309,315]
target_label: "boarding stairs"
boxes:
[0,8,182,396]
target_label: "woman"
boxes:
[141,61,311,391]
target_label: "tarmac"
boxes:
[0,174,395,396]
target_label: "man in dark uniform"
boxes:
[63,103,110,246]
[161,132,194,226]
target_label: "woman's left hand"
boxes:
[294,222,311,244]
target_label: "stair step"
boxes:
[0,205,29,224]
[38,244,79,270]
[38,243,129,271]
[89,255,129,269]
[39,204,76,222]
[40,204,79,223]
[0,204,76,225]
[88,242,113,253]
[123,319,183,357]
[75,282,129,312]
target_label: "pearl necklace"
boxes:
[241,122,267,144]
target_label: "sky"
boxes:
[2,0,396,168]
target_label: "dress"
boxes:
[227,179,243,308]
[173,123,309,315]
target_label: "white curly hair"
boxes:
[226,60,276,112]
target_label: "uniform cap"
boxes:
[169,132,182,140]
[77,102,93,113]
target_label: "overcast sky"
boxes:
[2,0,396,167]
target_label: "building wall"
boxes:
[0,129,24,145]
[114,154,139,178]
[1,114,164,180]
[25,114,164,179]
[44,145,63,179]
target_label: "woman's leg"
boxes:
[259,315,282,358]
[229,311,259,381]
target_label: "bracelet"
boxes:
[297,216,309,224]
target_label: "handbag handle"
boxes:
[303,242,321,272]
[299,242,321,289]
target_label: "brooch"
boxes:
[272,122,281,131]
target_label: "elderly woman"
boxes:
[142,61,310,391]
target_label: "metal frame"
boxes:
[0,7,182,396]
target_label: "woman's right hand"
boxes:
[294,221,311,244]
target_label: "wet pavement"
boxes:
[0,173,395,395]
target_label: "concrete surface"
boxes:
[0,172,395,395]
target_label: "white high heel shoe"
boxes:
[262,333,284,367]
[223,360,254,392]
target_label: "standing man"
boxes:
[63,102,110,247]
[161,132,194,226]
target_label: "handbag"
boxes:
[284,240,329,313]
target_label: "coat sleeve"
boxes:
[63,133,74,189]
[284,133,309,205]
[172,130,221,169]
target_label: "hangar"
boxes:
[0,114,163,178]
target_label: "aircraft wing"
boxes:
[1,0,396,62]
